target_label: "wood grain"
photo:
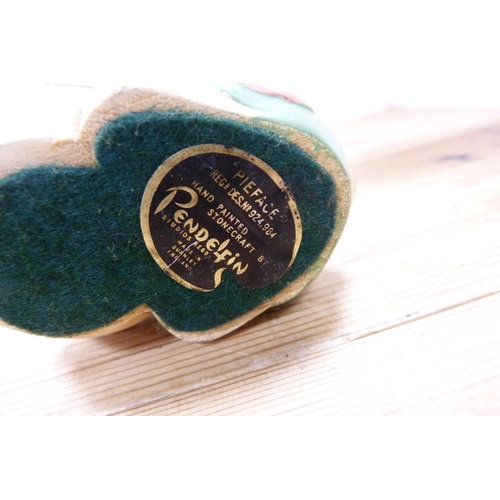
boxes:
[1,107,499,415]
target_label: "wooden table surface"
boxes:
[1,107,499,415]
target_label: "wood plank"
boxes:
[1,108,499,415]
[124,293,500,415]
[334,107,500,162]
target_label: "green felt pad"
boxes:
[0,110,336,337]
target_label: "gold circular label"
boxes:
[141,145,302,292]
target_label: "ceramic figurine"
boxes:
[0,84,350,341]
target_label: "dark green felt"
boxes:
[0,111,336,337]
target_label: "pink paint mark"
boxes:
[243,83,314,111]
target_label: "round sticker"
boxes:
[141,145,302,292]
